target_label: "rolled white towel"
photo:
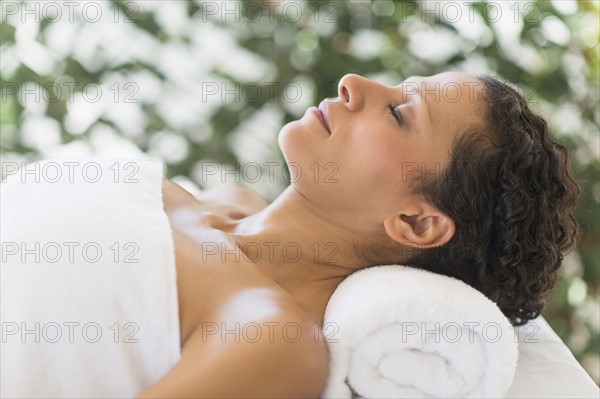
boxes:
[321,265,519,398]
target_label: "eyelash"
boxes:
[387,104,404,127]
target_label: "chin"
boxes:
[277,121,296,157]
[277,119,308,165]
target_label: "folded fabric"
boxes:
[505,316,600,398]
[1,157,180,398]
[320,265,519,398]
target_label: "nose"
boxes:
[337,73,369,112]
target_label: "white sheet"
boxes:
[1,157,181,398]
[504,316,599,398]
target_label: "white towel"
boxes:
[321,265,519,398]
[1,157,180,398]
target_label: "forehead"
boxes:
[432,71,481,85]
[417,72,486,139]
[405,72,484,105]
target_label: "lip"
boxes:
[312,104,331,135]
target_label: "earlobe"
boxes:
[383,211,455,249]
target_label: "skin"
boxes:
[136,71,485,398]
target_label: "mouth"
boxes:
[311,104,331,135]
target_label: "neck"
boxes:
[209,185,374,323]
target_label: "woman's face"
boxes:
[278,71,485,230]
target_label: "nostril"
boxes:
[342,86,349,102]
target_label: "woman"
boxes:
[138,72,580,397]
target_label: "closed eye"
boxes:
[387,104,404,127]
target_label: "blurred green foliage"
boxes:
[1,0,598,384]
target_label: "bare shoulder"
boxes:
[137,284,330,398]
[192,295,330,393]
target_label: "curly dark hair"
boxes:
[396,75,581,326]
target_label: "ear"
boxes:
[383,204,455,249]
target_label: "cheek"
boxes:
[356,135,409,185]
